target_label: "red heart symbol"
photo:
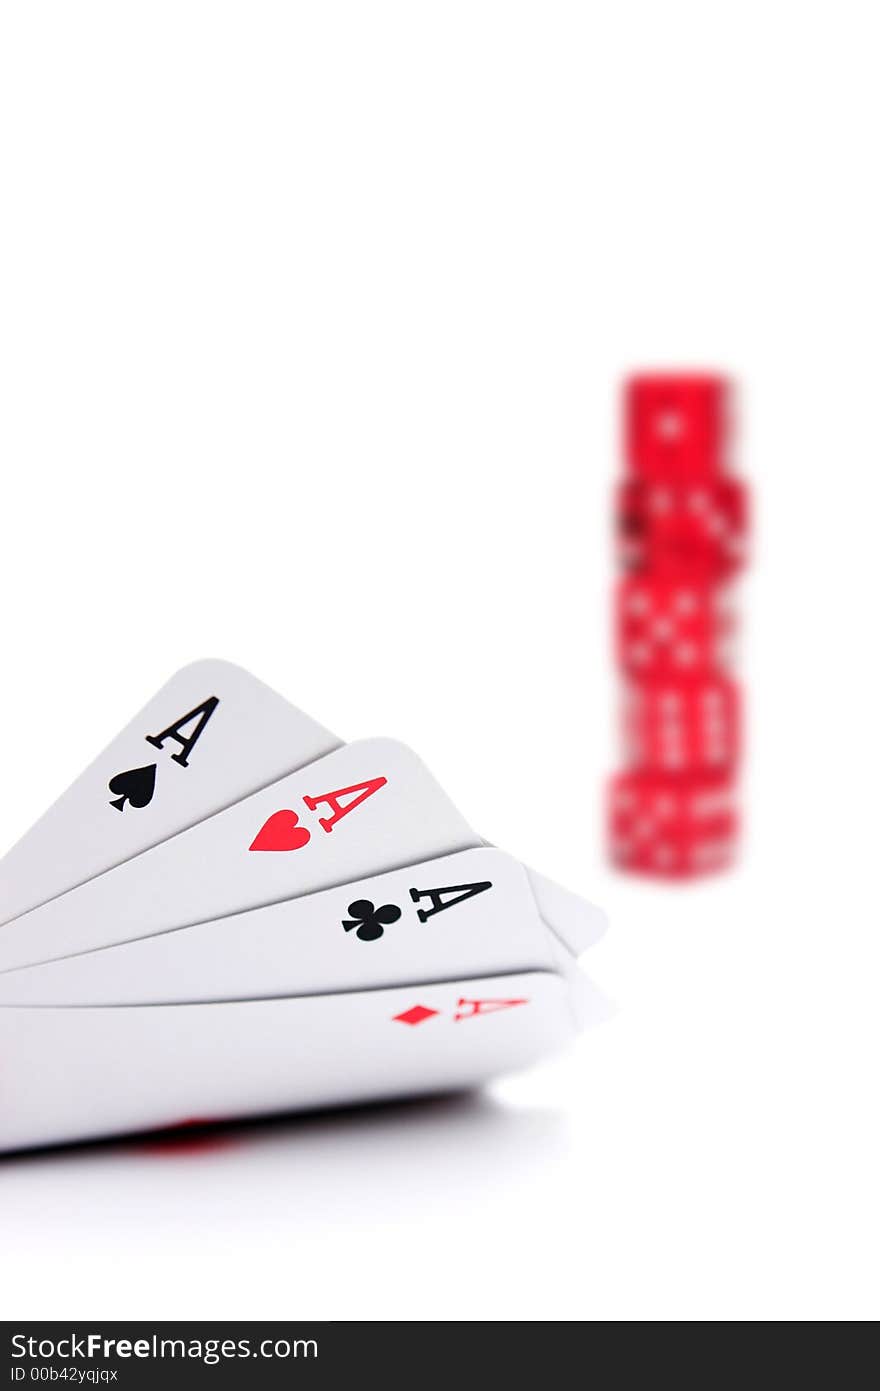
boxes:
[249,810,311,852]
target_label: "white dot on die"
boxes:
[656,410,684,440]
[674,589,698,615]
[627,590,651,616]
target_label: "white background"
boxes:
[0,0,877,1321]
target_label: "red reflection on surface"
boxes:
[133,1117,240,1156]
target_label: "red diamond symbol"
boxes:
[393,1005,439,1026]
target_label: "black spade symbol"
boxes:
[108,763,157,812]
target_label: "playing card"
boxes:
[0,849,574,1006]
[0,739,482,973]
[524,868,608,956]
[0,660,341,926]
[0,969,604,1154]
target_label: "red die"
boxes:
[616,477,748,579]
[622,676,740,775]
[624,373,731,483]
[615,576,734,679]
[607,771,738,878]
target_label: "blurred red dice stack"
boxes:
[608,373,748,878]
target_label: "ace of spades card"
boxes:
[0,660,342,926]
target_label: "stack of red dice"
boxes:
[608,373,749,878]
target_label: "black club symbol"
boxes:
[342,898,402,942]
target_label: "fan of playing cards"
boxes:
[0,662,607,1153]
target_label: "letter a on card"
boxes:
[303,777,387,832]
[409,880,492,923]
[454,997,528,1021]
[145,696,220,767]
